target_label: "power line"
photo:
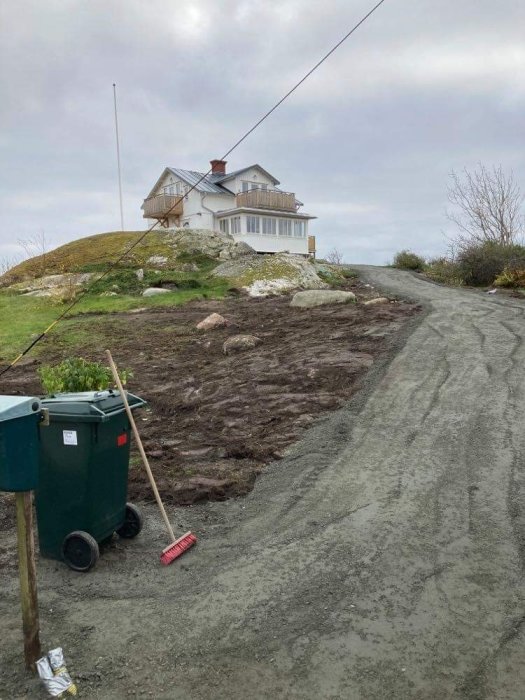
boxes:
[0,0,388,378]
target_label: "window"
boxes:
[247,216,260,233]
[231,216,241,234]
[241,181,268,192]
[167,185,174,195]
[278,219,292,236]
[294,221,305,238]
[262,217,276,235]
[219,219,229,234]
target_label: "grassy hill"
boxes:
[2,230,181,284]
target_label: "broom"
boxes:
[106,350,196,565]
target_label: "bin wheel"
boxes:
[62,531,100,572]
[116,503,143,539]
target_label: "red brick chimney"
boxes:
[210,159,227,175]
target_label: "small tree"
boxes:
[326,247,344,265]
[17,230,48,276]
[447,165,524,250]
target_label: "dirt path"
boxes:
[2,268,525,699]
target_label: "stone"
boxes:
[364,297,389,306]
[142,287,171,297]
[147,255,168,266]
[290,290,356,308]
[196,313,229,330]
[223,334,261,355]
[212,252,328,297]
[136,268,144,281]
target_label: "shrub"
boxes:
[494,267,525,288]
[456,242,525,286]
[425,257,464,286]
[39,357,132,394]
[392,250,426,271]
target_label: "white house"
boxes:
[141,160,316,255]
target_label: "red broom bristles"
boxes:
[160,531,197,565]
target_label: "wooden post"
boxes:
[15,491,41,670]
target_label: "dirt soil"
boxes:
[0,278,419,508]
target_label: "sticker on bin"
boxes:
[117,433,127,447]
[63,430,78,446]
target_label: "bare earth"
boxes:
[1,267,525,699]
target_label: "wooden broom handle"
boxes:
[105,350,176,542]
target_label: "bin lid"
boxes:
[40,390,145,421]
[0,395,41,422]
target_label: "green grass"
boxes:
[0,280,229,362]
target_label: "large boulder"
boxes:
[212,252,328,297]
[290,290,356,308]
[167,229,255,261]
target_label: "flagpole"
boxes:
[113,83,124,231]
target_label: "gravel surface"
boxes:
[2,267,525,699]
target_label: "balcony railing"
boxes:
[236,189,297,212]
[142,194,183,219]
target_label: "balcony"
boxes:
[236,189,297,212]
[142,194,183,219]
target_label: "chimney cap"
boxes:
[210,159,227,175]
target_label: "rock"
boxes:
[196,313,229,330]
[136,268,144,281]
[147,255,168,266]
[166,229,255,261]
[212,252,328,297]
[223,334,261,355]
[363,297,389,305]
[290,290,356,308]
[99,291,118,297]
[142,287,171,297]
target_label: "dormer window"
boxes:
[241,181,268,192]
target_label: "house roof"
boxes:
[214,164,280,186]
[168,168,231,194]
[145,164,281,200]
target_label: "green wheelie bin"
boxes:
[36,390,145,572]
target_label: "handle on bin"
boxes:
[105,350,177,543]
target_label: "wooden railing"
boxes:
[142,194,183,219]
[236,190,297,211]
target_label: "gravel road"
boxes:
[2,267,525,699]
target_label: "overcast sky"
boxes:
[1,0,524,264]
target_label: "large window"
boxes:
[231,216,241,234]
[294,220,305,238]
[278,219,292,237]
[247,216,260,233]
[219,219,229,234]
[262,217,277,235]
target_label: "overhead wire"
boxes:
[0,0,388,377]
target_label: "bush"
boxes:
[425,257,464,286]
[456,242,525,286]
[39,357,132,394]
[494,267,525,288]
[392,250,426,271]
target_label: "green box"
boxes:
[0,396,42,492]
[36,390,145,564]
